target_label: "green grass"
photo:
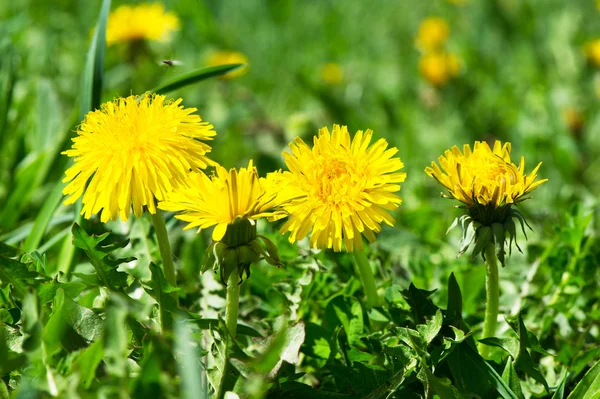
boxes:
[1,0,600,398]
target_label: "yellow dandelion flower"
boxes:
[62,93,215,222]
[279,125,407,252]
[561,107,584,135]
[584,39,600,67]
[105,3,180,46]
[425,141,547,209]
[159,161,287,284]
[158,161,287,242]
[426,141,547,265]
[419,52,461,86]
[320,63,344,85]
[416,17,450,52]
[206,50,249,79]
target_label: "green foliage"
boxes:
[1,0,600,397]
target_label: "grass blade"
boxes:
[23,181,66,254]
[568,358,600,399]
[151,64,245,95]
[60,0,110,275]
[80,0,111,118]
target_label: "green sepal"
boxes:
[202,242,217,274]
[256,235,283,267]
[220,248,239,285]
[457,216,477,256]
[471,225,493,261]
[503,218,522,255]
[492,223,506,267]
[509,208,532,239]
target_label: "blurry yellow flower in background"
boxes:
[561,107,584,135]
[419,52,460,86]
[425,141,547,209]
[445,0,467,5]
[206,50,249,79]
[62,93,215,222]
[584,39,600,67]
[105,3,180,46]
[416,17,450,52]
[158,161,287,241]
[279,125,406,252]
[320,63,344,85]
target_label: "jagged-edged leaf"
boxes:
[448,342,519,399]
[206,317,248,398]
[507,313,549,391]
[325,295,364,345]
[142,262,180,330]
[402,283,439,323]
[478,337,519,359]
[71,223,130,290]
[417,309,443,345]
[0,244,48,298]
[44,288,104,354]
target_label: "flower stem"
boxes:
[353,250,380,308]
[151,210,177,289]
[225,269,240,338]
[479,243,499,358]
[150,210,178,332]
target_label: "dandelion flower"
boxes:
[105,3,180,46]
[427,141,547,354]
[279,125,406,252]
[416,17,450,52]
[62,93,215,222]
[425,141,547,264]
[206,50,249,79]
[584,39,600,68]
[320,63,344,85]
[159,161,287,284]
[419,52,460,86]
[158,161,287,241]
[426,141,547,210]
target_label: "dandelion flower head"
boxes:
[416,17,450,52]
[105,3,180,46]
[158,161,288,241]
[419,52,460,86]
[62,93,215,222]
[206,50,249,79]
[584,39,600,68]
[320,63,344,85]
[425,141,547,209]
[280,125,407,252]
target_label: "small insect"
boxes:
[159,59,183,68]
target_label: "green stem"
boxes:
[151,210,177,290]
[225,269,240,338]
[479,243,499,358]
[150,210,178,332]
[353,250,380,308]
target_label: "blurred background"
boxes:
[1,0,599,334]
